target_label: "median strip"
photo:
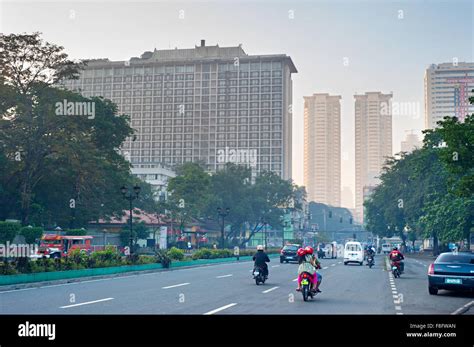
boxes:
[162,282,190,289]
[60,297,114,309]
[203,303,237,315]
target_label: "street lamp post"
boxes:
[121,185,141,257]
[217,207,230,249]
[264,221,268,250]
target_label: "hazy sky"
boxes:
[1,0,473,208]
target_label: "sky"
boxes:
[1,0,473,208]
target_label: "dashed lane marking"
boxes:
[216,274,233,278]
[262,286,279,294]
[162,282,190,289]
[60,297,114,309]
[451,300,474,315]
[204,303,237,315]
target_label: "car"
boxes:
[343,241,364,265]
[280,244,301,263]
[428,252,474,295]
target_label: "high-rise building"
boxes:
[62,40,297,180]
[424,62,474,129]
[341,186,354,209]
[354,92,392,224]
[303,93,341,206]
[400,132,422,153]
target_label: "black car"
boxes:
[280,244,301,263]
[428,252,474,295]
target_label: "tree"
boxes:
[0,33,157,227]
[19,226,43,243]
[0,221,21,244]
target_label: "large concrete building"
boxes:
[354,92,393,224]
[400,132,422,154]
[62,40,297,180]
[303,93,341,206]
[424,62,474,129]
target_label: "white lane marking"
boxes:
[395,306,402,310]
[0,287,38,294]
[451,300,474,315]
[393,295,399,299]
[323,267,329,270]
[392,291,397,294]
[262,286,279,294]
[292,278,298,282]
[331,264,336,267]
[396,312,404,315]
[271,265,280,268]
[162,282,190,289]
[338,262,342,264]
[204,303,237,315]
[216,274,233,278]
[60,297,114,309]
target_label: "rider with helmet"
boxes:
[366,244,376,264]
[253,245,270,279]
[296,246,322,293]
[388,246,405,272]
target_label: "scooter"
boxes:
[391,260,403,278]
[253,266,267,285]
[300,272,318,301]
[367,255,374,268]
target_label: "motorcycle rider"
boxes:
[296,246,322,293]
[389,246,405,272]
[366,244,376,265]
[253,245,270,279]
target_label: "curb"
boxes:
[0,253,279,291]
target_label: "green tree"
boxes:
[19,226,44,243]
[0,221,21,244]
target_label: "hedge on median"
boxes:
[0,246,281,275]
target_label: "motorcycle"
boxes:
[253,266,267,285]
[367,255,374,268]
[300,271,317,301]
[391,260,403,278]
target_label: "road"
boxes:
[0,254,472,314]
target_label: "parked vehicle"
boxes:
[37,234,93,258]
[343,241,364,265]
[428,252,474,295]
[280,244,301,263]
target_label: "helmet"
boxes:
[304,246,314,255]
[297,248,306,257]
[393,246,398,251]
[257,245,264,251]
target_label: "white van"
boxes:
[381,243,392,254]
[344,242,364,265]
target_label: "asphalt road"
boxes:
[0,254,472,315]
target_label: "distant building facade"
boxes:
[424,62,474,129]
[303,93,341,206]
[354,92,393,224]
[62,40,297,179]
